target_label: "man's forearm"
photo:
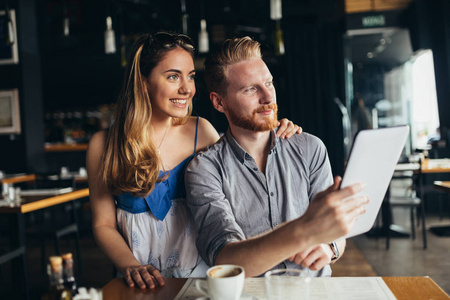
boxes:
[214,218,313,277]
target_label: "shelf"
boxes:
[44,143,88,152]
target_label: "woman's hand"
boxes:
[277,118,302,139]
[123,264,165,289]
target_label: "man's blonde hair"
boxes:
[204,36,262,96]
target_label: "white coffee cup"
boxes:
[196,264,245,300]
[265,268,311,300]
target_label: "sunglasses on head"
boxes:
[145,32,195,50]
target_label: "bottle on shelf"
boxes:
[62,253,78,296]
[43,256,72,300]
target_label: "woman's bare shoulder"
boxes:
[87,130,107,156]
[91,130,107,142]
[193,117,220,149]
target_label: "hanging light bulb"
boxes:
[120,35,127,67]
[104,16,116,54]
[270,0,284,56]
[63,17,70,37]
[198,19,209,53]
[274,21,285,56]
[63,1,69,37]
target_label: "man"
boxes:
[185,37,368,277]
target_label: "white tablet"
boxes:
[338,125,410,240]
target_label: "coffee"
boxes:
[208,266,242,278]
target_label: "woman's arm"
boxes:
[86,131,164,289]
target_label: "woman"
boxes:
[87,31,300,289]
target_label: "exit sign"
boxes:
[362,15,386,27]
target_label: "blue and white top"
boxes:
[116,117,208,278]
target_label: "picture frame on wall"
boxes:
[0,89,21,134]
[0,9,19,65]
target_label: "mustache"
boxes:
[255,103,277,113]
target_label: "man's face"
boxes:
[221,58,278,132]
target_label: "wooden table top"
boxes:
[0,174,36,185]
[396,159,450,174]
[434,181,450,192]
[102,276,450,300]
[44,143,88,152]
[420,159,450,174]
[0,188,89,214]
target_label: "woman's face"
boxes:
[146,47,196,120]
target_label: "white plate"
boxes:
[195,294,258,300]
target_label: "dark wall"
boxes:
[282,19,347,176]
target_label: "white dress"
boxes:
[117,198,208,277]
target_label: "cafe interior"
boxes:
[1,0,450,299]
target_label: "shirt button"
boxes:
[274,222,278,227]
[270,192,274,196]
[253,167,258,171]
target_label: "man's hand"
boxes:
[288,244,333,271]
[297,176,368,246]
[276,118,302,139]
[122,264,165,289]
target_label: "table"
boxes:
[102,277,450,300]
[0,188,89,300]
[431,181,450,236]
[0,188,89,213]
[0,173,36,185]
[434,181,450,191]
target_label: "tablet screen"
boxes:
[338,125,410,240]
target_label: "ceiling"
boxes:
[347,27,414,68]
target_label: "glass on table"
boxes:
[265,268,311,300]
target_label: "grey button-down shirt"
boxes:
[185,129,333,277]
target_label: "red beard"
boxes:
[226,103,279,132]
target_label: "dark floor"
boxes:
[1,203,450,299]
[353,209,450,295]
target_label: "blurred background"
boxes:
[1,0,450,298]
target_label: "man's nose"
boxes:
[259,87,274,103]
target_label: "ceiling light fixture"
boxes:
[63,1,69,37]
[104,16,116,54]
[270,0,284,56]
[198,0,208,53]
[198,19,209,53]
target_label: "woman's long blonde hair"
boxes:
[102,32,195,197]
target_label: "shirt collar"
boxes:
[225,127,279,164]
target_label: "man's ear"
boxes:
[210,92,225,113]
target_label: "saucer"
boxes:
[195,294,258,300]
